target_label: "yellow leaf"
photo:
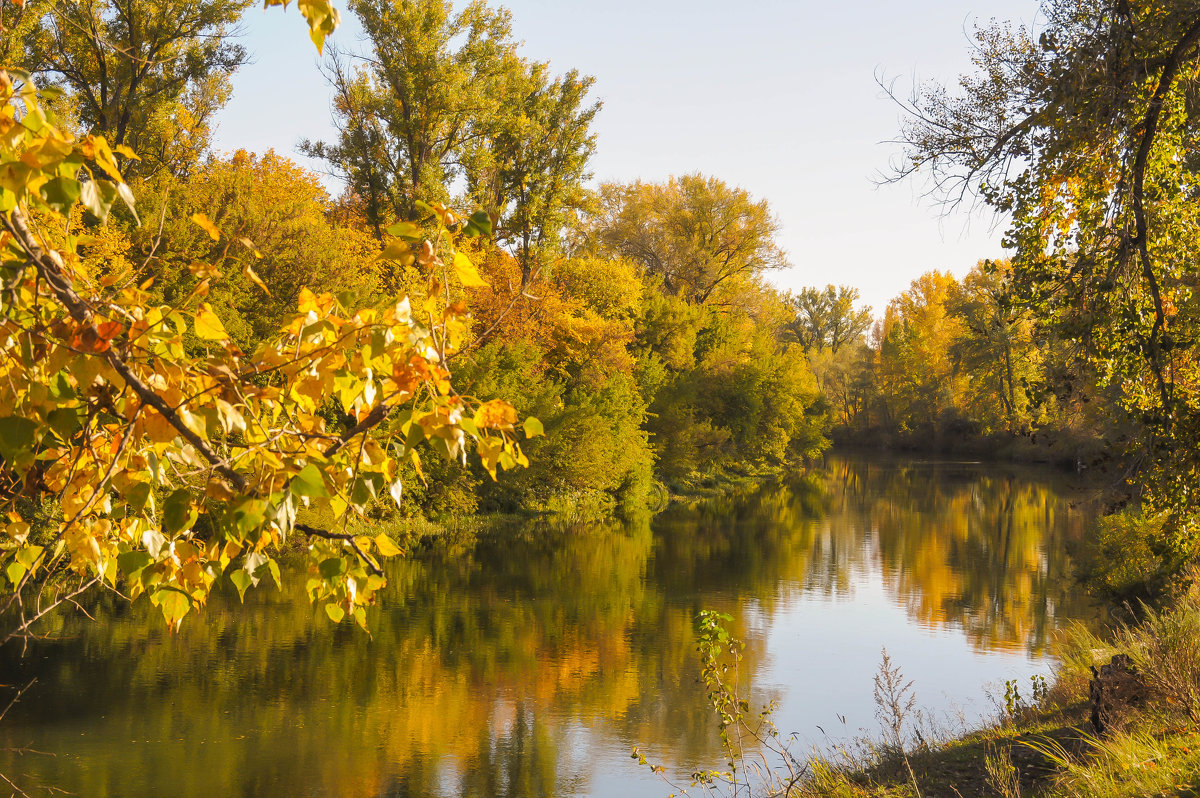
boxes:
[205,478,236,501]
[194,303,229,341]
[295,0,340,53]
[452,251,489,288]
[187,278,211,300]
[429,202,459,226]
[187,261,222,279]
[297,287,319,313]
[191,212,221,241]
[243,263,271,295]
[379,240,414,265]
[374,533,402,557]
[112,144,140,161]
[87,135,124,182]
[237,236,263,258]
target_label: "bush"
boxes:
[1117,599,1200,722]
[1083,509,1167,600]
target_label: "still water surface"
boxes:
[0,455,1096,797]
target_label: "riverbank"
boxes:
[831,427,1114,474]
[792,596,1200,797]
[288,460,802,556]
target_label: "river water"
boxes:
[0,455,1096,797]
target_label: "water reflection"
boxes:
[0,456,1094,797]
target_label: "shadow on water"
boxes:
[0,454,1097,797]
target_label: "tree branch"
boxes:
[3,207,248,493]
[295,523,383,576]
[1128,16,1200,411]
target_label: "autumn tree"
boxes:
[139,150,385,348]
[889,0,1200,554]
[22,0,251,177]
[463,62,598,285]
[301,0,521,234]
[948,260,1045,434]
[590,175,788,306]
[874,271,966,433]
[786,285,872,354]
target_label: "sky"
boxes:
[214,0,1045,315]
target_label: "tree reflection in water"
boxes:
[0,455,1094,797]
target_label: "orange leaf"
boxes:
[473,399,517,430]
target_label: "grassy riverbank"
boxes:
[793,597,1200,797]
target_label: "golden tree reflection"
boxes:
[0,456,1093,796]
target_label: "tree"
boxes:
[591,175,788,305]
[888,0,1200,554]
[786,285,872,354]
[139,149,384,348]
[0,13,537,648]
[301,0,523,236]
[875,271,965,433]
[23,0,252,177]
[464,62,599,285]
[948,260,1043,434]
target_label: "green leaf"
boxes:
[404,421,426,450]
[41,176,81,213]
[162,489,195,534]
[324,603,345,623]
[463,210,493,238]
[290,463,328,498]
[117,550,153,577]
[47,371,76,400]
[125,481,152,513]
[350,478,373,509]
[229,569,252,602]
[0,416,38,460]
[232,499,267,536]
[5,561,25,585]
[46,407,80,441]
[318,556,346,580]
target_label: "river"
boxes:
[0,454,1097,797]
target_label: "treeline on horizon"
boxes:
[804,267,1121,467]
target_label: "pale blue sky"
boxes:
[214,0,1042,314]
